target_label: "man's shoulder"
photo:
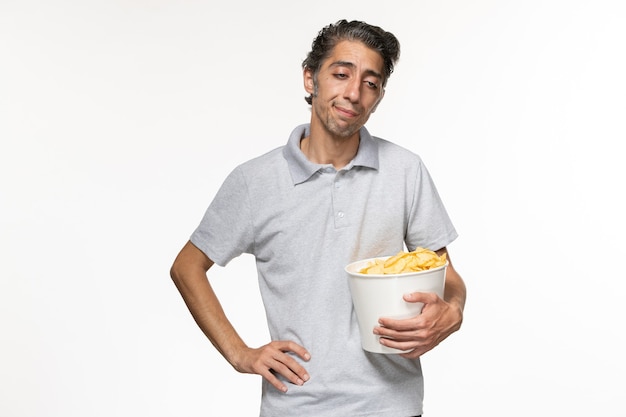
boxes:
[372,135,423,164]
[228,145,288,184]
[240,145,285,167]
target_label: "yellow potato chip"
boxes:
[361,260,385,275]
[358,248,447,274]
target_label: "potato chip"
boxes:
[358,247,447,274]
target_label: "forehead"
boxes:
[322,40,384,74]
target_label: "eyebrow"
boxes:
[329,60,383,80]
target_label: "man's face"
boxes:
[304,40,385,140]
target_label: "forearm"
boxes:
[443,263,466,312]
[425,251,466,348]
[436,248,466,317]
[170,242,247,368]
[175,273,246,360]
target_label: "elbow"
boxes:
[169,241,214,286]
[169,262,178,282]
[170,260,183,286]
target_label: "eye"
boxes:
[335,72,349,79]
[365,81,379,89]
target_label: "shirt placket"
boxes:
[332,169,349,229]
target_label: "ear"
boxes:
[303,68,315,95]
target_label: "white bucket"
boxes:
[345,257,447,354]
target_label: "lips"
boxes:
[334,105,359,118]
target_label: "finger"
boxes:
[377,316,423,332]
[375,325,422,342]
[399,347,427,359]
[260,368,289,393]
[256,354,305,393]
[278,341,311,362]
[378,336,419,353]
[279,352,311,383]
[268,359,308,388]
[378,333,437,358]
[265,342,311,385]
[382,331,442,358]
[403,291,439,303]
[399,339,440,358]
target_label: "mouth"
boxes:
[334,104,359,119]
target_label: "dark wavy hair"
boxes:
[302,20,401,105]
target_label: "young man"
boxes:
[171,19,466,417]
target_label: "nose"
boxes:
[343,78,361,103]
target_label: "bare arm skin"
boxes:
[170,241,311,392]
[373,247,466,358]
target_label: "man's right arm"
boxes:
[169,240,311,392]
[170,240,249,362]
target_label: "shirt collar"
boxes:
[282,124,380,185]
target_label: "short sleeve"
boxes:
[405,160,458,252]
[190,166,254,266]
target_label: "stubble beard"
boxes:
[325,116,360,139]
[315,99,364,140]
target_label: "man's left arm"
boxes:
[374,247,466,358]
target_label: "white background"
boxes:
[2,0,625,416]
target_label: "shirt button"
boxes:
[337,211,345,218]
[334,182,340,188]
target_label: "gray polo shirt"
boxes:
[191,123,457,417]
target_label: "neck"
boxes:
[301,125,360,170]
